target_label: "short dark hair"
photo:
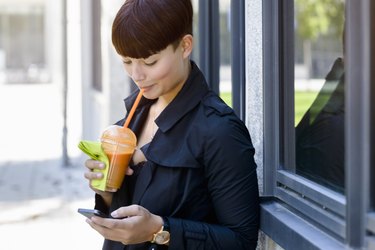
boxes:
[112,0,193,59]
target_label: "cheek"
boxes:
[152,63,174,81]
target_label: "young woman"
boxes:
[84,0,260,249]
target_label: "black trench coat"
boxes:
[95,61,260,250]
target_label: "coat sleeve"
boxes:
[168,115,260,250]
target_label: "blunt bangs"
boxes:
[112,0,193,59]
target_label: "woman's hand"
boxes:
[86,205,163,245]
[83,159,114,203]
[84,159,134,205]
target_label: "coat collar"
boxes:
[123,61,209,133]
[156,61,209,133]
[122,61,209,203]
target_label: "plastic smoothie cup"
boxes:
[100,125,137,191]
[99,88,143,192]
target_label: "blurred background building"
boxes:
[0,0,50,84]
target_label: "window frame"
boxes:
[198,0,220,95]
[346,0,375,248]
[230,0,246,120]
[368,213,375,248]
[261,0,374,248]
[197,0,246,121]
[268,2,347,236]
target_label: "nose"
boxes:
[131,63,145,83]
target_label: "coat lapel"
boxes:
[132,161,155,204]
[119,61,208,203]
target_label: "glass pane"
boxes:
[294,0,346,193]
[219,0,231,107]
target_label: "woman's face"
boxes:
[121,41,189,101]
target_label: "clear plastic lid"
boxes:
[100,125,137,147]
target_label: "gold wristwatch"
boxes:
[151,217,170,245]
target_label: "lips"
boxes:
[140,84,154,92]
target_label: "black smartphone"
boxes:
[78,208,110,219]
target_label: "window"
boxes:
[261,0,374,248]
[229,0,245,119]
[294,0,345,194]
[218,0,232,107]
[269,0,347,240]
[193,0,245,120]
[281,0,346,236]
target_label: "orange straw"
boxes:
[123,88,144,128]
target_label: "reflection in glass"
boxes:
[294,0,345,193]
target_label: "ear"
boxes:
[180,34,193,59]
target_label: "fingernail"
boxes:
[96,173,103,178]
[99,163,105,169]
[111,211,118,218]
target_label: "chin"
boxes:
[142,92,159,100]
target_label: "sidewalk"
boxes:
[0,83,103,250]
[0,159,104,250]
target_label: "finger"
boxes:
[85,159,105,171]
[105,187,117,192]
[91,216,123,230]
[86,218,116,239]
[84,171,103,180]
[111,205,145,218]
[126,167,134,175]
[88,217,134,244]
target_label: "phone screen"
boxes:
[78,208,110,219]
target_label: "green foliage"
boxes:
[295,0,345,41]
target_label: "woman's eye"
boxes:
[144,61,157,66]
[122,60,131,65]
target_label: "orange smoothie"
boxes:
[105,151,133,190]
[100,125,137,191]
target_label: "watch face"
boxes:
[155,231,170,245]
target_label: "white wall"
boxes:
[245,0,264,194]
[245,1,284,249]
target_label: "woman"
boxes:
[84,0,259,249]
